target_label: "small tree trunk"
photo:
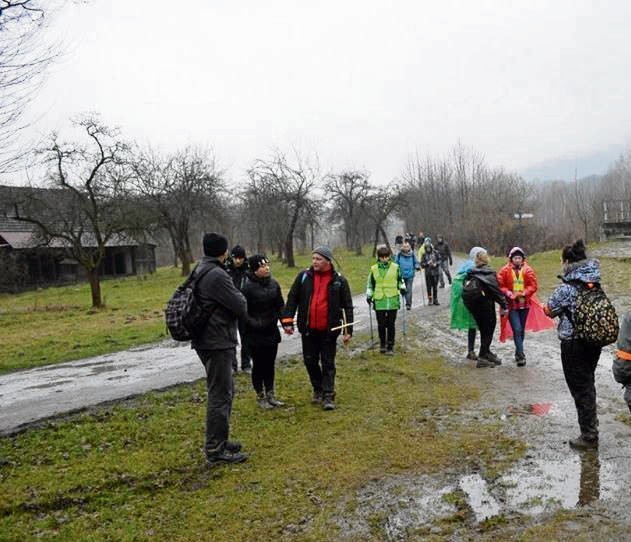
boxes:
[285,235,295,267]
[87,268,102,308]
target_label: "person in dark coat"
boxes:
[613,312,631,414]
[544,240,604,449]
[241,254,285,409]
[420,238,442,305]
[192,233,248,466]
[463,247,508,368]
[435,235,453,288]
[225,244,252,373]
[281,246,353,411]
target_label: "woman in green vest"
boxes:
[366,245,406,355]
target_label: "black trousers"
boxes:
[467,328,477,352]
[195,348,235,458]
[561,339,602,440]
[301,330,337,399]
[235,321,251,371]
[425,272,438,301]
[376,309,397,349]
[466,299,496,357]
[249,343,278,394]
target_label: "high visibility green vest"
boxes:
[371,262,399,299]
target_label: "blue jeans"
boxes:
[403,276,414,307]
[508,308,529,356]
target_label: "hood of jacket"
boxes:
[561,258,601,284]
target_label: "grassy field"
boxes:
[0,342,527,541]
[0,248,375,374]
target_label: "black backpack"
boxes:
[165,265,213,341]
[461,273,486,305]
[570,281,619,347]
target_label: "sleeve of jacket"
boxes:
[202,268,247,319]
[366,270,375,297]
[446,243,452,264]
[497,265,511,296]
[487,274,508,308]
[340,276,354,336]
[523,265,538,298]
[281,271,302,327]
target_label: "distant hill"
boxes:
[520,146,625,182]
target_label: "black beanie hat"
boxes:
[231,245,246,259]
[248,254,269,271]
[203,232,228,257]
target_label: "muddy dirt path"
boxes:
[335,252,631,540]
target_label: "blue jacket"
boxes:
[546,259,601,340]
[395,250,419,279]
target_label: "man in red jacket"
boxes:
[281,246,353,411]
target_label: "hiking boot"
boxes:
[476,356,495,368]
[225,440,242,453]
[266,390,284,407]
[379,345,387,353]
[257,391,273,409]
[439,283,445,288]
[466,351,478,361]
[384,349,395,356]
[311,391,323,405]
[427,296,432,304]
[433,299,440,305]
[322,397,336,410]
[486,352,501,366]
[207,450,248,467]
[515,352,526,367]
[569,436,599,450]
[406,305,411,310]
[241,366,252,374]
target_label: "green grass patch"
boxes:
[0,248,375,374]
[0,348,525,541]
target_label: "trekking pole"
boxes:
[368,302,375,349]
[401,294,407,352]
[420,269,426,306]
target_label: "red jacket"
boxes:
[497,262,538,310]
[309,270,333,331]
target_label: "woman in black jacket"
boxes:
[462,247,508,368]
[241,255,286,409]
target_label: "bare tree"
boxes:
[247,149,319,267]
[324,170,371,254]
[132,146,224,276]
[0,0,63,172]
[10,115,136,307]
[365,182,406,257]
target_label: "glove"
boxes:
[366,297,372,305]
[499,307,509,317]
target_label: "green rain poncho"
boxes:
[450,268,477,330]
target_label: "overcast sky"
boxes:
[14,0,631,183]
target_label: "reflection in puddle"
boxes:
[459,473,500,522]
[499,453,617,514]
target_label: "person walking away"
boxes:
[366,245,406,354]
[225,245,252,373]
[497,247,538,366]
[462,247,508,367]
[435,235,453,288]
[420,238,442,305]
[450,247,482,361]
[394,241,419,310]
[192,233,248,467]
[543,240,606,449]
[281,246,353,411]
[405,232,417,251]
[613,312,631,414]
[241,255,285,409]
[394,234,404,254]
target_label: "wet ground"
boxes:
[2,252,631,539]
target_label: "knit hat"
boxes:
[203,232,228,257]
[248,254,269,271]
[424,237,432,246]
[312,245,333,261]
[469,246,486,260]
[508,246,525,259]
[231,244,246,259]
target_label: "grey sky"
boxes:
[16,0,631,183]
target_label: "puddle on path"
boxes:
[505,402,556,417]
[25,380,73,390]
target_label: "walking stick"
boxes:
[368,301,375,349]
[401,294,407,352]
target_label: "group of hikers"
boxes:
[181,232,631,467]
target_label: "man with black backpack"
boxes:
[544,240,618,450]
[191,233,249,467]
